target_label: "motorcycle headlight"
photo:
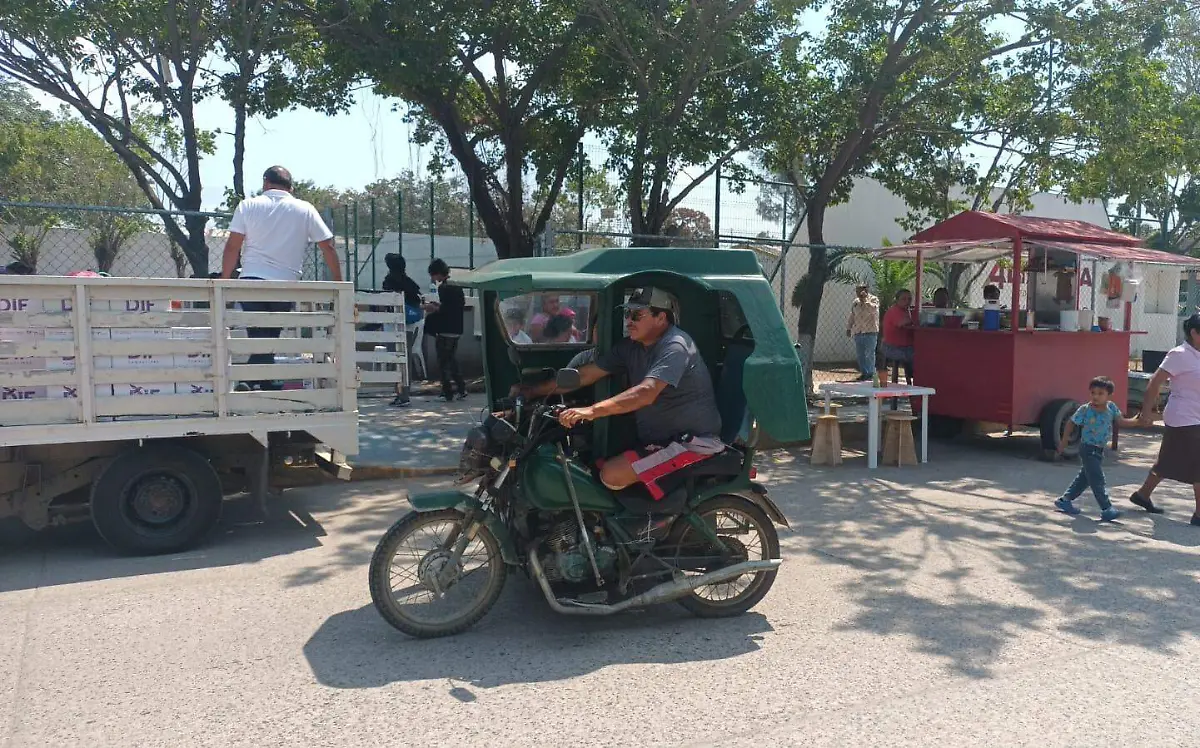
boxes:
[457,426,493,482]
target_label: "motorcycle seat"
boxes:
[611,448,745,514]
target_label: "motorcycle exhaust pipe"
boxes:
[529,551,781,616]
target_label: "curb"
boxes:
[348,464,460,482]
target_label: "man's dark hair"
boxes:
[544,313,575,341]
[428,258,450,277]
[262,165,293,189]
[1184,312,1200,341]
[1089,376,1115,394]
[895,288,911,300]
[983,284,1001,300]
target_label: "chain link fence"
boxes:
[1,184,1015,391]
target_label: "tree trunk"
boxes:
[183,214,210,276]
[232,81,247,201]
[794,201,830,394]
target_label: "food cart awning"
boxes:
[863,211,1200,267]
[872,238,1200,267]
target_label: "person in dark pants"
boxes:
[381,253,423,407]
[424,258,466,401]
[220,166,342,390]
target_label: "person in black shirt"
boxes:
[424,258,467,401]
[382,253,424,407]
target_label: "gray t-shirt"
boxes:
[596,326,722,444]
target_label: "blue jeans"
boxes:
[1062,444,1112,510]
[854,333,878,376]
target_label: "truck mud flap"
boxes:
[315,447,352,481]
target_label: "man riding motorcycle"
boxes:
[533,287,725,496]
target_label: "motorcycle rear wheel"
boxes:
[369,509,507,639]
[668,496,780,618]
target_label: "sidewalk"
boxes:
[350,392,488,479]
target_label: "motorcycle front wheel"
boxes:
[368,509,508,639]
[668,496,780,618]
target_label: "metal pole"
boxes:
[577,142,585,252]
[397,188,404,258]
[713,166,721,249]
[429,181,436,262]
[370,196,377,289]
[319,207,332,280]
[780,196,788,312]
[342,204,350,285]
[352,202,360,291]
[468,208,475,269]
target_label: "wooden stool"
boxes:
[810,414,843,466]
[882,413,918,466]
[824,402,842,418]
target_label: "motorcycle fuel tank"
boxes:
[519,445,621,513]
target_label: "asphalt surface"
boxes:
[2,431,1199,747]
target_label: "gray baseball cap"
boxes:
[620,287,679,316]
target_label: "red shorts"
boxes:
[620,436,725,500]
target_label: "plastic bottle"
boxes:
[872,371,880,388]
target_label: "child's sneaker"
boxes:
[1100,507,1123,522]
[1054,498,1081,515]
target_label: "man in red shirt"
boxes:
[881,289,916,384]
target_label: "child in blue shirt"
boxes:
[1055,376,1139,521]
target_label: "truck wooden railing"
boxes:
[0,276,358,456]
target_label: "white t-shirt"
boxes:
[229,190,333,280]
[1161,343,1200,428]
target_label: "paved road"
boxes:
[2,432,1198,747]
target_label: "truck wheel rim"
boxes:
[125,474,191,528]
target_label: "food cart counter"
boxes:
[913,327,1131,425]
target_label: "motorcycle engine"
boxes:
[541,518,617,584]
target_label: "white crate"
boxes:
[113,383,174,397]
[109,328,174,341]
[174,353,212,369]
[45,356,76,371]
[0,386,47,401]
[171,327,213,341]
[52,385,113,399]
[0,356,45,370]
[111,354,175,370]
[176,382,215,395]
[111,298,173,314]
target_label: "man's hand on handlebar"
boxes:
[558,406,595,428]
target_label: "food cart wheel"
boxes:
[1039,399,1082,457]
[90,444,223,555]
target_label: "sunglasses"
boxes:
[623,309,648,321]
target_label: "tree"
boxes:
[0,0,219,274]
[592,0,794,242]
[214,0,349,202]
[1064,7,1200,252]
[305,0,615,259]
[764,0,1156,385]
[662,207,715,247]
[55,120,153,273]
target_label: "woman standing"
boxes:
[1131,313,1200,525]
[845,284,880,381]
[881,289,916,385]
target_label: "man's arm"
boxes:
[221,232,245,279]
[559,376,667,426]
[318,239,343,282]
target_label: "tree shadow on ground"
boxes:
[759,431,1200,678]
[304,589,773,690]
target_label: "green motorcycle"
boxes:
[367,247,809,638]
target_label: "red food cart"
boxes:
[867,211,1200,454]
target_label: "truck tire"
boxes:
[1040,399,1081,457]
[90,445,223,555]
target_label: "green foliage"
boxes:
[305,0,615,258]
[594,0,799,238]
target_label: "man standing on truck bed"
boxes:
[221,166,343,389]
